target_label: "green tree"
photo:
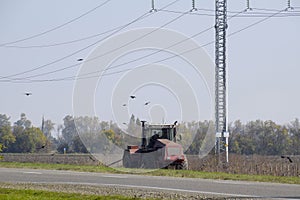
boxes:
[121,114,142,137]
[0,114,11,127]
[0,114,15,152]
[288,118,300,155]
[10,127,46,153]
[136,118,141,126]
[72,116,102,153]
[14,113,31,128]
[72,135,88,153]
[61,115,77,148]
[9,114,47,153]
[0,125,15,152]
[42,119,55,139]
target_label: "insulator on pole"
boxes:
[190,0,197,12]
[150,0,157,12]
[287,0,294,10]
[246,0,252,11]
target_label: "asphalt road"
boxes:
[0,167,299,199]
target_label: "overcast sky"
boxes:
[0,0,300,128]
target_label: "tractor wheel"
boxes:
[122,151,131,168]
[177,156,188,170]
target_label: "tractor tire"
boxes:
[122,151,131,168]
[177,155,188,170]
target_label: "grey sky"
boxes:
[0,0,300,128]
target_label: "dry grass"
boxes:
[187,154,300,177]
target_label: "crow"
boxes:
[144,101,150,105]
[122,104,127,106]
[287,156,293,163]
[281,155,293,163]
[24,92,32,96]
[130,95,136,99]
[77,58,84,61]
[36,145,45,150]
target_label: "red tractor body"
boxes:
[123,121,188,169]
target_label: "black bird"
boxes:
[77,58,84,61]
[130,95,136,99]
[24,92,32,96]
[281,155,293,163]
[144,101,150,105]
[287,156,293,163]
[36,145,45,150]
[122,104,127,106]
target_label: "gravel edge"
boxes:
[0,182,239,200]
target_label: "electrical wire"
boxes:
[3,7,300,49]
[35,9,289,82]
[0,7,293,83]
[3,15,151,49]
[0,0,183,81]
[0,9,246,83]
[50,9,246,80]
[0,11,152,80]
[227,9,286,37]
[0,0,114,47]
[72,8,288,81]
[161,8,300,18]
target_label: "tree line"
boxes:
[0,113,299,155]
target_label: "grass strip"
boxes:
[0,161,299,185]
[0,187,143,200]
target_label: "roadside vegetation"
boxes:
[1,113,300,156]
[0,187,144,200]
[0,161,299,185]
[0,113,299,185]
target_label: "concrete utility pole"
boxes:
[215,0,229,163]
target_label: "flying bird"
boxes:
[287,156,293,163]
[144,101,150,105]
[122,104,127,106]
[281,155,293,163]
[24,92,32,96]
[36,145,45,150]
[130,95,136,99]
[77,58,84,61]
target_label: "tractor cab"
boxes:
[144,123,177,148]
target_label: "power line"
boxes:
[3,7,299,49]
[227,9,286,37]
[3,15,150,49]
[0,0,114,47]
[5,10,210,82]
[0,12,152,80]
[0,0,184,82]
[161,8,300,18]
[67,9,289,81]
[79,9,287,80]
[0,10,245,81]
[0,6,293,83]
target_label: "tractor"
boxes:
[122,121,188,169]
